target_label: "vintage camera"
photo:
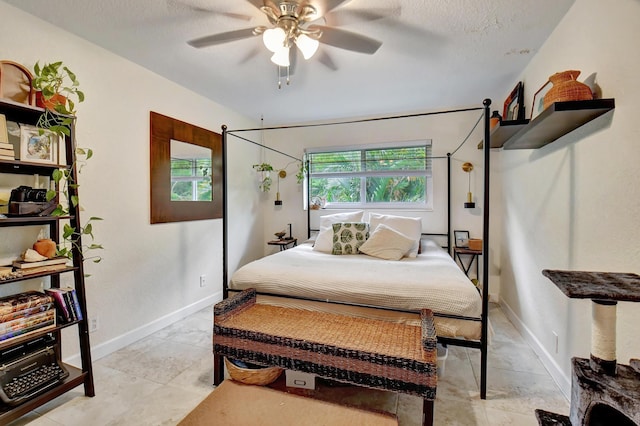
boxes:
[10,186,48,203]
[8,186,56,216]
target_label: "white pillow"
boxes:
[368,213,422,258]
[313,211,364,253]
[358,224,415,261]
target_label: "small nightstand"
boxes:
[267,238,297,251]
[454,247,482,279]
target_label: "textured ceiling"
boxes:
[3,0,574,125]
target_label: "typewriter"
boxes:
[0,335,69,406]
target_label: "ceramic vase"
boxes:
[543,70,593,110]
[33,238,57,258]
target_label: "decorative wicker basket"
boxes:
[224,358,283,386]
[543,70,593,110]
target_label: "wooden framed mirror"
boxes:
[150,111,222,223]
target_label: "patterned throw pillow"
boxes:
[331,222,369,255]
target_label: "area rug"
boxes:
[178,380,398,426]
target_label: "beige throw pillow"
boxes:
[359,224,415,260]
[368,213,422,258]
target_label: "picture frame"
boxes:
[454,230,470,248]
[20,124,58,164]
[503,81,525,121]
[530,80,553,121]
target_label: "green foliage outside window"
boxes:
[171,158,212,201]
[308,145,430,206]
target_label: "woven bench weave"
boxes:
[214,289,437,399]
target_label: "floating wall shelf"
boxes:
[479,99,615,150]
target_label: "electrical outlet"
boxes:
[89,315,99,333]
[200,275,206,287]
[552,331,559,354]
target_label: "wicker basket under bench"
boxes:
[213,289,438,426]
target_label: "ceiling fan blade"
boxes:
[238,46,261,65]
[312,0,352,18]
[187,28,258,48]
[317,51,338,71]
[167,0,253,21]
[312,26,382,54]
[245,0,278,12]
[323,8,399,27]
[289,47,298,76]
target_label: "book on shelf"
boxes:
[45,287,83,323]
[45,289,71,322]
[0,309,55,334]
[0,154,15,161]
[0,291,54,316]
[0,323,56,342]
[13,256,69,269]
[0,113,7,143]
[19,263,68,276]
[0,302,54,323]
[67,288,83,321]
[0,142,14,150]
[0,147,14,157]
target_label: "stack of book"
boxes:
[12,257,69,276]
[0,114,15,161]
[0,291,56,342]
[44,287,83,323]
[0,142,15,161]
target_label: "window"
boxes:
[170,142,213,202]
[306,140,432,209]
[170,156,212,201]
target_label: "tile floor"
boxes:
[7,303,569,425]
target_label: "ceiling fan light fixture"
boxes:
[263,27,286,52]
[295,34,319,60]
[270,46,290,67]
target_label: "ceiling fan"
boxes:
[187,0,383,69]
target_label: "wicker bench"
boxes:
[213,289,437,426]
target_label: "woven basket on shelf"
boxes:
[543,70,593,110]
[224,358,283,386]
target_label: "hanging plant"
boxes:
[253,163,274,192]
[295,161,306,184]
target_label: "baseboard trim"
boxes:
[65,290,223,366]
[499,300,571,400]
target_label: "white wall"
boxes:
[0,2,262,362]
[246,108,503,299]
[498,0,640,397]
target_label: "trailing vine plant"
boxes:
[32,61,102,265]
[46,147,103,264]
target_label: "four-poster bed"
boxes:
[219,100,493,400]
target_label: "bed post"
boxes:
[447,153,452,254]
[222,125,229,300]
[480,99,491,399]
[306,156,311,239]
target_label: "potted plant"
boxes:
[29,62,102,266]
[31,61,84,137]
[253,163,274,192]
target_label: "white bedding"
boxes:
[229,239,484,339]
